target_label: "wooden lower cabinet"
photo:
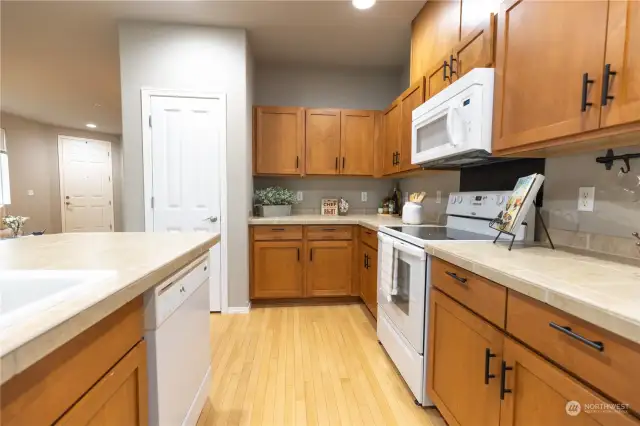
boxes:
[306,240,353,297]
[427,289,503,426]
[500,337,638,426]
[252,240,304,298]
[56,341,148,426]
[359,241,378,317]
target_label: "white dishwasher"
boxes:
[145,255,211,426]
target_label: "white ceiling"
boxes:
[1,0,422,135]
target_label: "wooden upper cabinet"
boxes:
[340,110,375,175]
[493,0,609,153]
[252,241,304,299]
[601,0,640,128]
[500,337,639,426]
[453,15,495,80]
[382,101,401,175]
[255,106,304,175]
[399,78,425,171]
[56,341,148,426]
[427,56,452,99]
[427,289,503,426]
[305,109,341,175]
[460,0,500,39]
[373,111,384,178]
[411,0,462,83]
[306,240,353,297]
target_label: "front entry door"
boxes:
[149,95,223,312]
[59,136,114,233]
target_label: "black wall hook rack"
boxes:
[595,149,640,174]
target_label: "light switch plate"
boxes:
[296,191,304,202]
[578,187,595,212]
[436,191,442,204]
[361,192,367,202]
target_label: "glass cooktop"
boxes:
[386,226,495,241]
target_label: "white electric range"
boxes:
[376,191,535,406]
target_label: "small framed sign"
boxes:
[321,198,338,216]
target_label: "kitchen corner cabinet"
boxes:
[427,289,503,426]
[359,239,378,318]
[255,106,304,175]
[305,109,341,175]
[252,240,304,299]
[306,240,353,297]
[399,78,425,172]
[601,0,640,128]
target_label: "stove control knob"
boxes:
[496,195,505,206]
[457,195,464,204]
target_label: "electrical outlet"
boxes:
[436,190,442,204]
[296,191,304,202]
[27,190,35,196]
[361,192,368,202]
[578,187,595,212]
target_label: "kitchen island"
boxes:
[0,232,219,426]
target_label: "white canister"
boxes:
[402,202,423,225]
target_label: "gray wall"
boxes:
[255,177,395,214]
[0,111,123,234]
[255,63,401,110]
[118,22,252,309]
[398,172,461,224]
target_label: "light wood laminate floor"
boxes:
[197,304,446,426]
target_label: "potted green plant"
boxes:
[254,187,297,217]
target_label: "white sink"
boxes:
[0,270,116,320]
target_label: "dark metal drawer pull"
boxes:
[445,271,468,284]
[271,228,286,231]
[297,248,300,261]
[484,348,496,385]
[500,361,513,400]
[549,322,604,352]
[581,72,594,112]
[322,228,337,231]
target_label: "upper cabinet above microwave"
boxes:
[492,0,640,155]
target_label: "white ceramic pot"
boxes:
[402,202,423,225]
[259,205,292,217]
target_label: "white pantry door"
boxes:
[150,95,223,312]
[59,137,114,233]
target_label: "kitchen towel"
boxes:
[379,233,398,302]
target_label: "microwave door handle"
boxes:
[446,106,458,147]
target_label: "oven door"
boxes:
[378,238,426,354]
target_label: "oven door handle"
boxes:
[392,240,427,260]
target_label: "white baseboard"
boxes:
[226,302,251,314]
[183,365,212,426]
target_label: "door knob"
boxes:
[65,201,72,206]
[204,216,218,223]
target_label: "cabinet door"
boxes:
[340,110,375,176]
[411,0,462,83]
[373,111,384,178]
[453,15,495,80]
[305,109,341,175]
[359,242,368,302]
[493,0,608,152]
[427,289,503,426]
[252,241,304,299]
[255,106,304,175]
[382,102,401,175]
[399,78,425,172]
[364,245,378,318]
[306,240,353,297]
[427,56,451,100]
[56,341,148,426]
[500,337,639,426]
[601,0,640,128]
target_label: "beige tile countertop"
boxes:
[425,241,640,345]
[0,232,219,384]
[248,214,406,231]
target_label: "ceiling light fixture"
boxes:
[85,123,97,129]
[353,0,376,10]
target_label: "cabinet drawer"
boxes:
[253,225,303,240]
[306,225,353,240]
[431,258,506,328]
[507,291,640,413]
[360,226,378,250]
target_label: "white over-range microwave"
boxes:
[411,68,495,168]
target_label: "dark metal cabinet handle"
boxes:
[335,157,338,170]
[601,64,617,106]
[500,361,513,400]
[296,156,299,169]
[366,253,370,269]
[310,248,313,262]
[322,228,337,232]
[271,228,286,232]
[445,271,468,284]
[364,253,368,269]
[549,322,604,352]
[449,54,457,77]
[484,348,496,385]
[342,157,345,169]
[443,60,449,81]
[581,72,595,112]
[392,152,397,166]
[297,247,300,261]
